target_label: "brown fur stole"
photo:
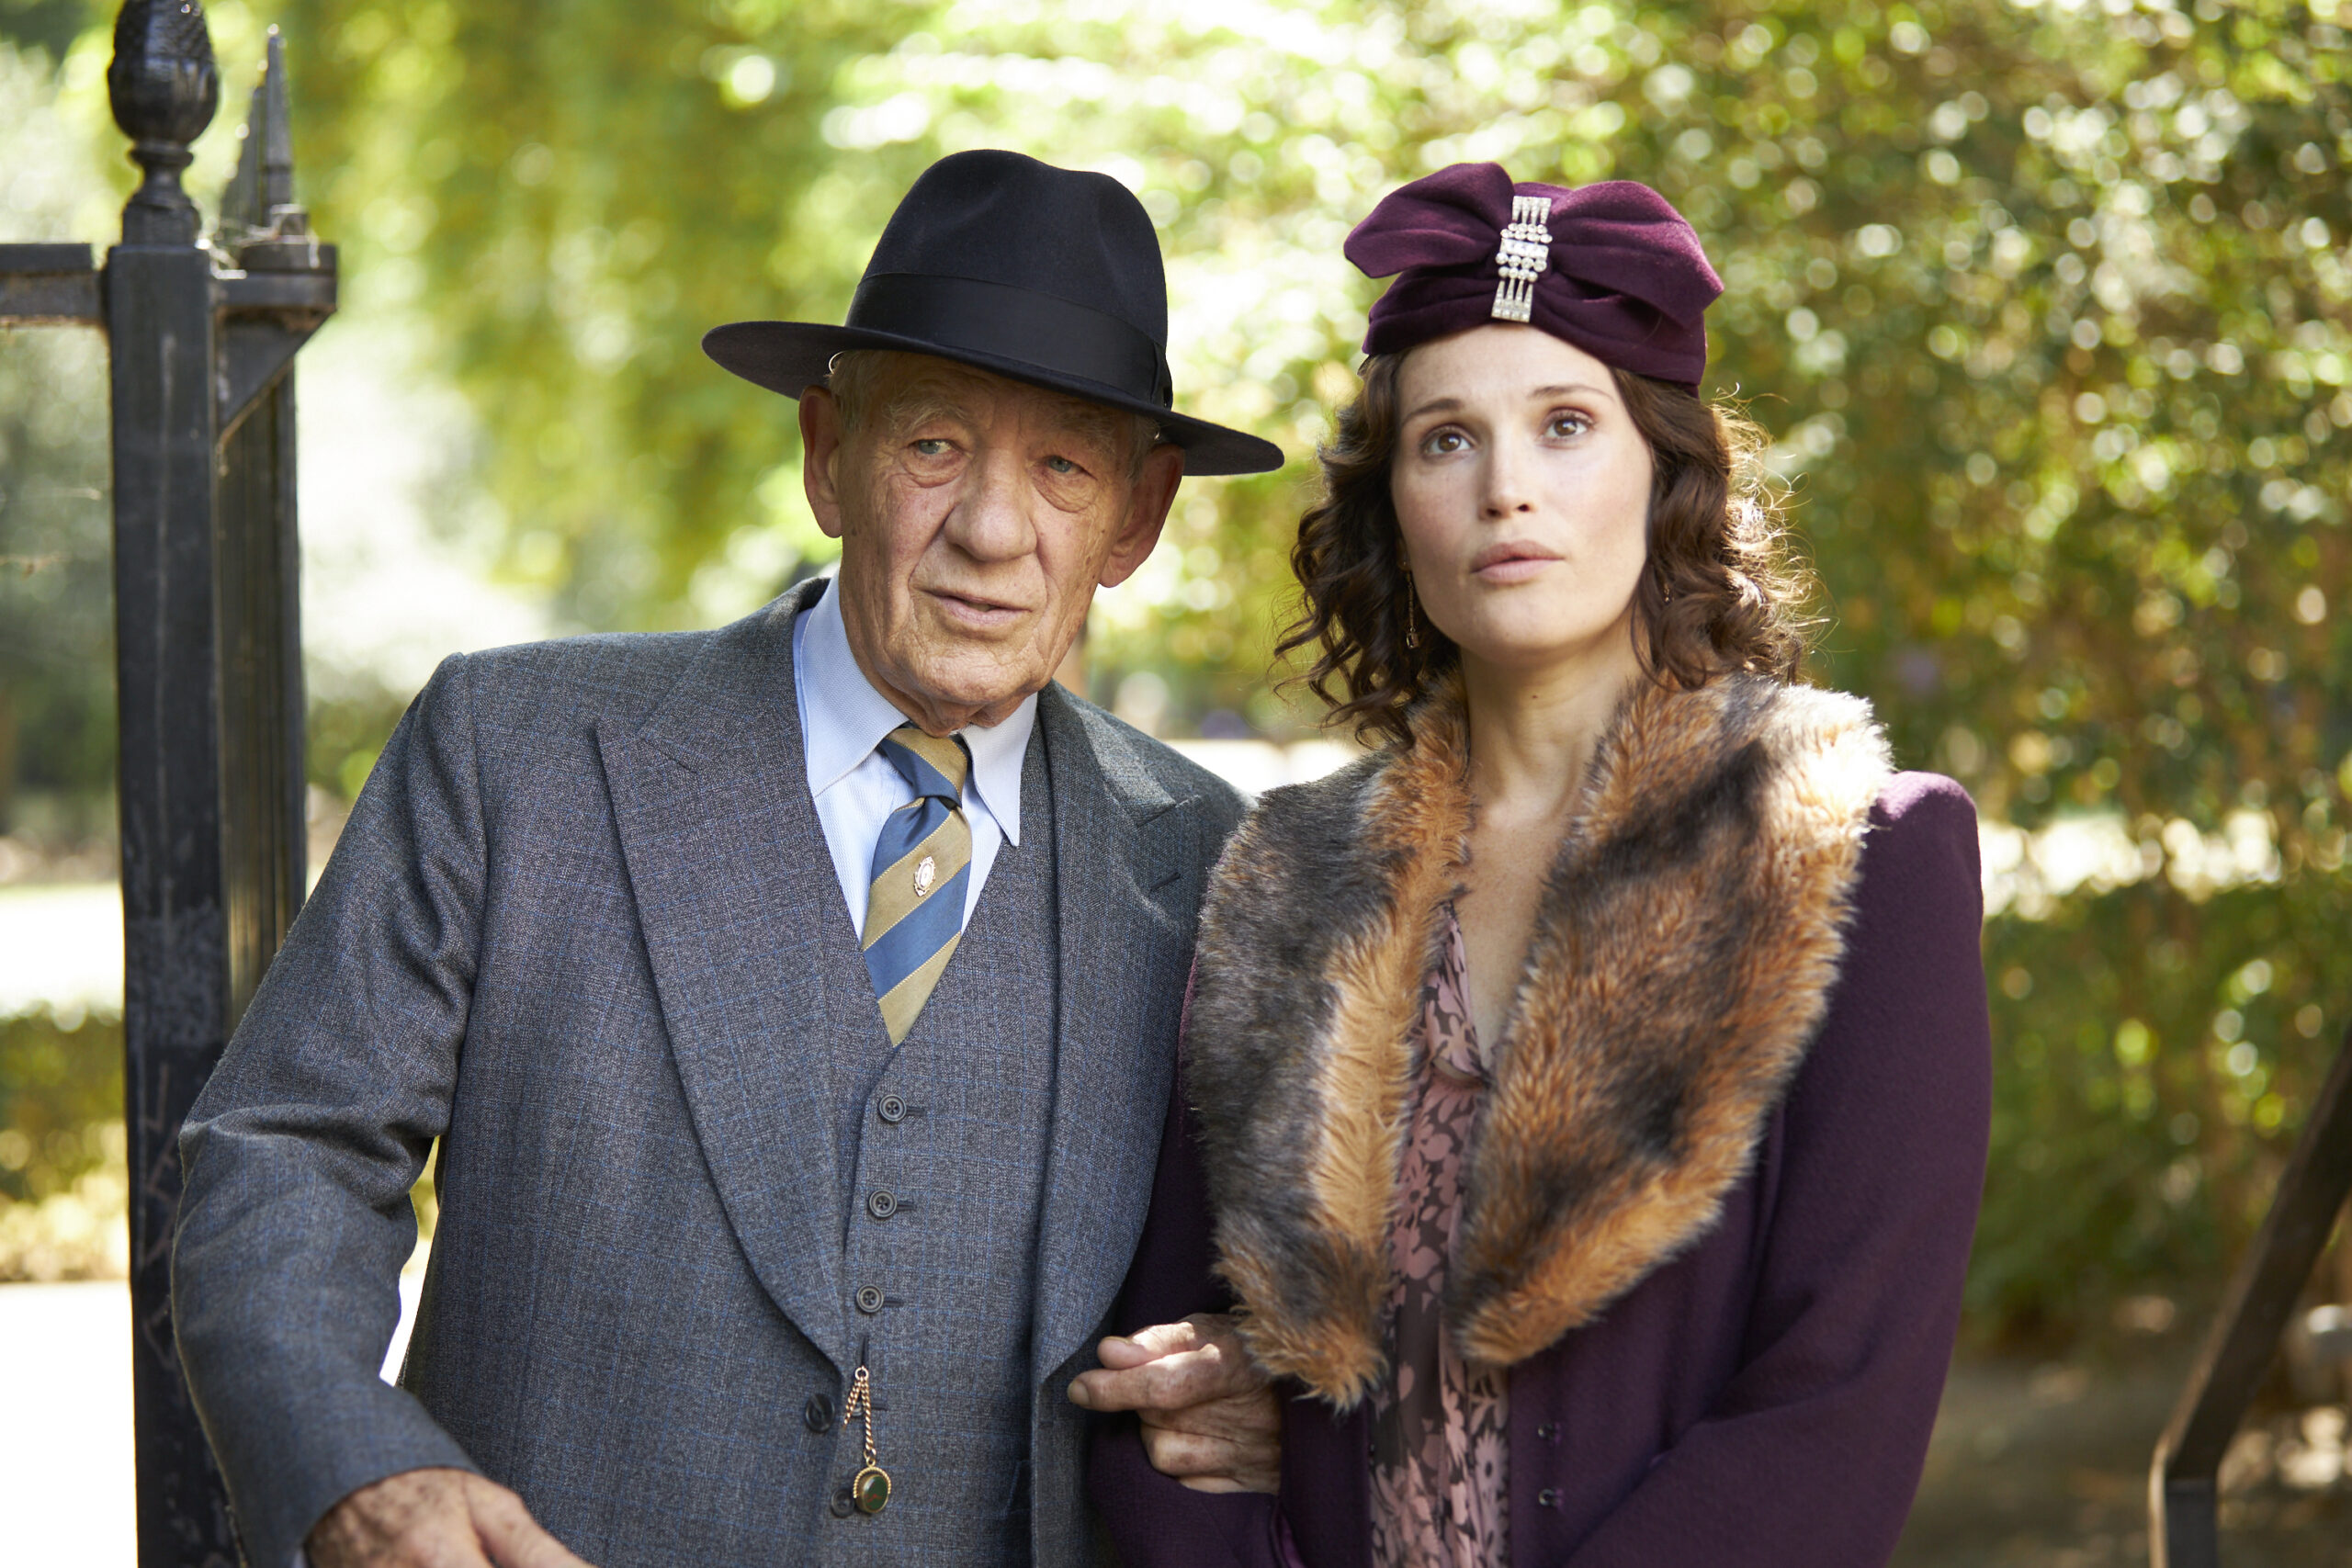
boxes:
[1184,673,1892,1407]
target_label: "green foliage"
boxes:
[0,38,118,835]
[0,332,112,822]
[255,0,965,631]
[227,0,2351,771]
[0,0,87,62]
[0,1007,122,1203]
[1976,869,2352,1343]
[2,0,2347,1341]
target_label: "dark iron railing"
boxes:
[1,4,332,1562]
[2150,1025,2352,1567]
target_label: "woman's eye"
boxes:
[1422,429,1468,456]
[1547,412,1591,438]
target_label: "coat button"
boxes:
[830,1485,857,1518]
[1537,1487,1561,1508]
[866,1190,898,1220]
[1535,1422,1557,1441]
[804,1393,833,1433]
[854,1284,884,1314]
[877,1094,906,1123]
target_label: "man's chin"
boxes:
[895,650,1050,728]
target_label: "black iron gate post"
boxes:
[2150,1026,2352,1567]
[0,3,334,1562]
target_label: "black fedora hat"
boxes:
[704,150,1283,477]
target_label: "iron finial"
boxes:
[219,27,318,269]
[108,0,220,245]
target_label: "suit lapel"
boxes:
[596,580,854,1371]
[1031,687,1202,1378]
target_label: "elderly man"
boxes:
[172,151,1277,1568]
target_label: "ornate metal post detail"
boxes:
[211,28,321,1028]
[106,5,242,1562]
[107,0,220,247]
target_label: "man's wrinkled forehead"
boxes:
[867,354,1135,456]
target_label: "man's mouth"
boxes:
[924,587,1033,624]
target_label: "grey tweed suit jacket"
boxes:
[171,579,1247,1567]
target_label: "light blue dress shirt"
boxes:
[792,581,1035,936]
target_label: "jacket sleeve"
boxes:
[1564,773,1993,1568]
[1089,976,1306,1568]
[172,655,487,1568]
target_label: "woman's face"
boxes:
[1391,324,1655,677]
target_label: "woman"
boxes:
[1088,164,1992,1565]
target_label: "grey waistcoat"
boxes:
[813,729,1058,1564]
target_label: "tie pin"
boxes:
[913,855,937,897]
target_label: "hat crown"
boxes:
[700,149,1286,474]
[866,150,1169,348]
[1346,163,1723,392]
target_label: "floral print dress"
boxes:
[1368,903,1510,1567]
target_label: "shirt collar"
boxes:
[797,580,1034,845]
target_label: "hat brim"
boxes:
[703,321,1285,478]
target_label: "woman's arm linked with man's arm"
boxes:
[1069,1024,1301,1568]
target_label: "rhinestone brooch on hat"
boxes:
[1492,195,1554,323]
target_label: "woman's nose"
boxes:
[1481,440,1538,518]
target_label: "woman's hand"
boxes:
[1068,1313,1281,1494]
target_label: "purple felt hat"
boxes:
[1345,164,1724,392]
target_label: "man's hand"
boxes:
[1067,1313,1280,1495]
[305,1467,594,1568]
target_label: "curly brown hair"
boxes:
[1277,351,1817,746]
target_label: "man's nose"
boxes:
[943,446,1038,561]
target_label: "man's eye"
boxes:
[1044,455,1083,476]
[912,438,953,457]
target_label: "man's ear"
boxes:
[1098,442,1187,589]
[799,388,848,541]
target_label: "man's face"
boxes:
[802,354,1183,735]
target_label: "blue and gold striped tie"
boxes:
[863,726,974,1044]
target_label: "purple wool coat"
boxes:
[1090,770,1993,1567]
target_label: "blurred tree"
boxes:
[0,1008,121,1207]
[0,0,86,60]
[4,0,2348,1342]
[0,37,119,849]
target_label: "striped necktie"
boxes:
[862,725,974,1044]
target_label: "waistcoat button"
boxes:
[1535,1422,1557,1441]
[830,1486,857,1517]
[877,1094,907,1123]
[804,1393,833,1433]
[854,1284,885,1314]
[866,1190,898,1220]
[1537,1487,1561,1508]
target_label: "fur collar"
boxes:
[1184,673,1891,1406]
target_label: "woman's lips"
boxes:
[1470,541,1562,582]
